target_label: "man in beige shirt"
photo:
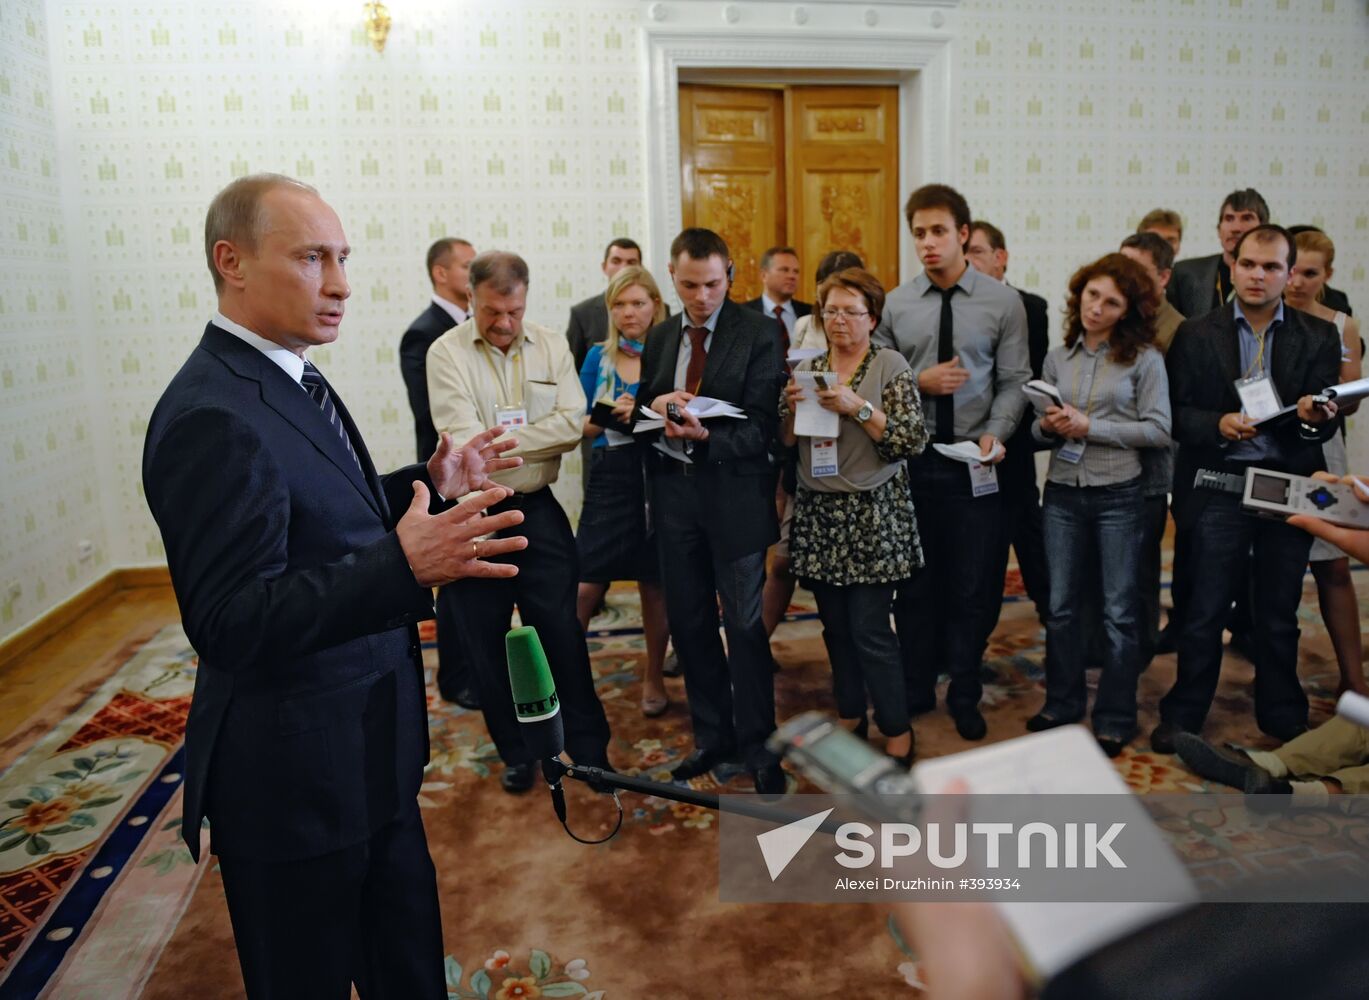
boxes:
[427,251,612,793]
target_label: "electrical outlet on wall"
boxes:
[77,540,95,562]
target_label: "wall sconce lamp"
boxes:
[364,2,392,53]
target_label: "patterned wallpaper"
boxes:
[2,0,1367,638]
[0,0,110,637]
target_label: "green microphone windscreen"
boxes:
[506,626,560,722]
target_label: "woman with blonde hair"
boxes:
[1285,228,1364,695]
[575,265,673,715]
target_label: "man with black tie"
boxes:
[635,228,785,794]
[565,237,643,371]
[1167,188,1268,319]
[966,219,1050,623]
[400,236,480,709]
[1152,224,1341,754]
[874,185,1030,742]
[400,237,476,461]
[143,174,527,998]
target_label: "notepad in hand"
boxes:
[1023,379,1064,413]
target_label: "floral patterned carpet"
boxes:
[0,569,1362,997]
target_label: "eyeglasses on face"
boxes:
[819,308,869,321]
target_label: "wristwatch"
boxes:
[854,400,874,424]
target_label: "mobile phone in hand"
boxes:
[813,374,831,391]
[666,402,686,425]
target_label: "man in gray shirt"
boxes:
[874,184,1030,740]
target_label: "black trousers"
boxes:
[895,451,1007,715]
[1161,491,1313,734]
[218,804,444,1000]
[810,580,908,738]
[433,585,471,695]
[651,470,775,767]
[994,435,1049,622]
[446,488,611,767]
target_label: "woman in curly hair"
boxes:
[1026,253,1172,757]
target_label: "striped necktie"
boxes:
[301,360,362,471]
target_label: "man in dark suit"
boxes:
[1167,188,1268,319]
[634,228,784,794]
[1152,225,1341,755]
[400,237,476,462]
[565,237,642,371]
[142,174,527,998]
[966,220,1050,623]
[399,237,480,710]
[742,245,812,361]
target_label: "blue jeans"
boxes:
[1041,478,1144,738]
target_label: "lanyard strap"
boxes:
[1242,330,1268,380]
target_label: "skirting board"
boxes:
[0,566,172,672]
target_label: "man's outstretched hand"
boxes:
[427,428,523,498]
[397,482,527,586]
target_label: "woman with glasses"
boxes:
[1027,253,1171,757]
[575,265,671,716]
[1285,228,1364,696]
[780,268,927,764]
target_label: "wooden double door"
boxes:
[679,83,900,305]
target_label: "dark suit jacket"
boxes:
[143,324,438,862]
[1322,285,1353,318]
[634,299,781,560]
[1167,304,1341,528]
[399,301,458,461]
[565,293,609,373]
[1167,253,1222,320]
[1004,286,1051,474]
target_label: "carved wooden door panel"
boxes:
[678,85,785,304]
[786,86,900,302]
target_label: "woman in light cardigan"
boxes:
[780,268,927,765]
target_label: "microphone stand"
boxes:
[541,757,839,844]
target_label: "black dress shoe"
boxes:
[1095,734,1128,759]
[1173,734,1290,794]
[1025,712,1075,733]
[671,748,729,781]
[1149,720,1191,755]
[500,762,537,794]
[752,763,787,797]
[952,708,987,741]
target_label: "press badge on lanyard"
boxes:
[1234,374,1282,423]
[811,438,839,477]
[969,461,998,496]
[495,405,528,428]
[1057,438,1087,464]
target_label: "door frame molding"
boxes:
[642,1,958,288]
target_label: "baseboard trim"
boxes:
[0,566,172,671]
